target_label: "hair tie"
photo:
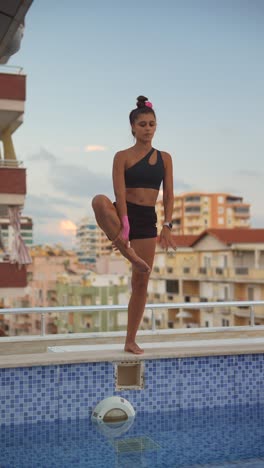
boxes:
[145,101,153,108]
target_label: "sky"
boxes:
[4,0,264,245]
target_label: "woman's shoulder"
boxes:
[114,147,134,160]
[159,149,172,157]
[159,150,173,163]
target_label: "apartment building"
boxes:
[76,216,112,265]
[156,192,251,235]
[0,72,29,306]
[56,273,130,333]
[2,245,85,335]
[148,229,264,330]
[0,1,34,336]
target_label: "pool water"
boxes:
[1,404,264,467]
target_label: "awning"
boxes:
[234,309,264,319]
[176,310,192,319]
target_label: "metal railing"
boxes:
[1,300,264,337]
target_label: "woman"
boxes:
[92,96,175,354]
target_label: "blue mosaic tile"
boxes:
[58,362,115,420]
[1,354,264,425]
[1,405,264,467]
[0,366,59,425]
[180,355,236,409]
[234,354,262,406]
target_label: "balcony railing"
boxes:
[164,267,263,281]
[1,300,264,337]
[0,159,23,168]
[235,267,249,275]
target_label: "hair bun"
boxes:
[136,95,148,108]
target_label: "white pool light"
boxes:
[91,396,135,423]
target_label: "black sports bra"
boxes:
[124,148,164,190]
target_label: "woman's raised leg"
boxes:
[92,195,150,273]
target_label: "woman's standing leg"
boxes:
[92,195,150,272]
[125,237,157,354]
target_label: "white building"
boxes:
[76,216,112,265]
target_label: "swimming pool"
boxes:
[1,337,264,467]
[1,404,264,467]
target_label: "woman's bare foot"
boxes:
[113,235,151,273]
[124,342,144,354]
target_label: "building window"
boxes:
[222,319,229,327]
[234,207,249,214]
[205,321,209,327]
[218,217,224,224]
[166,280,179,294]
[185,196,201,202]
[185,206,200,213]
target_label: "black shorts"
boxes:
[114,201,157,241]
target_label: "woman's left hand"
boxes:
[160,227,177,251]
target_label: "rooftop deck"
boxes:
[1,325,264,368]
[1,300,264,368]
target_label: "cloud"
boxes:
[51,163,113,198]
[60,219,77,234]
[44,195,81,208]
[26,148,58,163]
[25,194,66,219]
[174,178,193,192]
[235,169,264,179]
[33,219,76,246]
[84,145,107,152]
[63,146,81,153]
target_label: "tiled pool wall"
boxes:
[1,354,264,425]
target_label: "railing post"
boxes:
[151,309,156,332]
[250,306,255,326]
[41,313,46,336]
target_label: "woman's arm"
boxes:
[112,151,130,243]
[160,152,176,250]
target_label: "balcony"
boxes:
[0,72,26,134]
[234,212,250,218]
[235,267,249,275]
[0,164,26,214]
[185,211,201,217]
[0,262,27,298]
